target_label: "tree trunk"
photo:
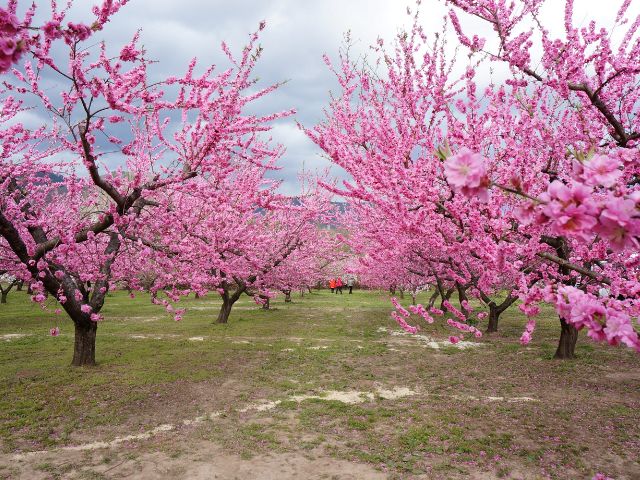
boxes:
[0,291,7,304]
[428,289,439,308]
[261,296,270,310]
[398,288,404,299]
[72,321,97,367]
[440,287,455,311]
[16,281,23,291]
[411,293,416,305]
[486,304,499,333]
[284,290,292,303]
[217,296,234,324]
[554,317,578,359]
[456,283,469,319]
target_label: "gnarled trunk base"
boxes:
[486,305,499,333]
[72,322,97,366]
[554,317,578,359]
[217,299,233,324]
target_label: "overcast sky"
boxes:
[22,0,639,195]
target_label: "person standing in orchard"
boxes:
[336,277,343,294]
[346,275,354,294]
[329,278,336,293]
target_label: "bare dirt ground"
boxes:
[1,290,639,479]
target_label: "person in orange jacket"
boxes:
[329,278,336,293]
[336,277,343,294]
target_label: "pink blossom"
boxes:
[604,310,639,349]
[65,22,92,42]
[90,313,102,322]
[409,304,434,323]
[597,197,640,252]
[444,148,490,201]
[119,44,140,62]
[449,335,460,344]
[542,181,598,240]
[391,297,411,317]
[49,327,60,337]
[80,304,92,314]
[42,20,62,40]
[0,9,20,35]
[391,311,418,334]
[582,154,622,187]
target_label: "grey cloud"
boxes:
[15,0,632,194]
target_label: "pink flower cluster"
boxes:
[447,318,483,338]
[442,300,467,321]
[408,304,434,323]
[391,296,411,317]
[391,311,419,334]
[515,153,639,251]
[553,286,639,351]
[520,318,536,345]
[0,8,23,73]
[444,148,490,201]
[539,181,598,241]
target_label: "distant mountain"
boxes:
[34,171,64,183]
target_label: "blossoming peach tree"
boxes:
[0,1,292,365]
[307,0,640,358]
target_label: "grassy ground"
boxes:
[0,288,638,479]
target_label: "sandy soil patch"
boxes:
[8,441,386,480]
[377,326,482,349]
[0,334,29,341]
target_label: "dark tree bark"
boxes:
[0,278,17,304]
[482,293,518,333]
[284,290,292,302]
[440,287,455,311]
[216,287,243,323]
[398,288,404,299]
[261,295,270,310]
[217,296,233,323]
[16,280,23,291]
[428,289,439,308]
[72,321,97,367]
[544,236,579,359]
[554,317,579,359]
[456,283,470,319]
